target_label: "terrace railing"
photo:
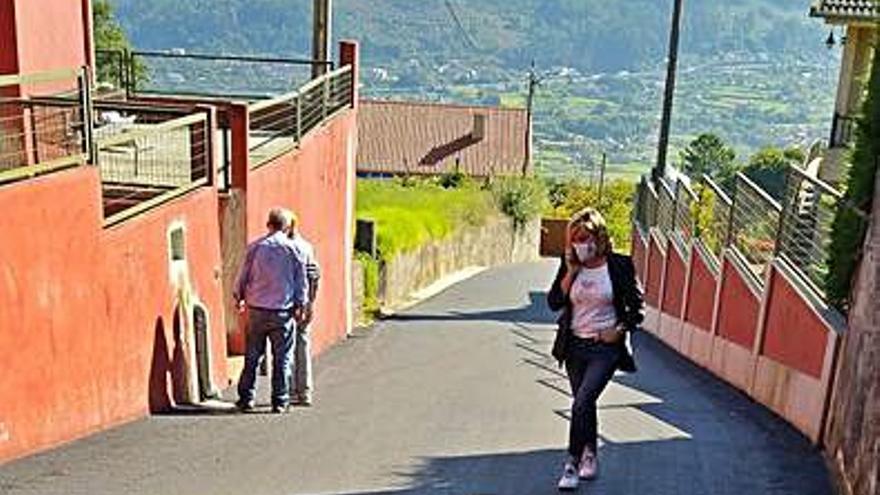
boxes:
[0,68,92,185]
[95,109,212,225]
[248,64,353,167]
[127,51,334,99]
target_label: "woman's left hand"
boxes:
[598,327,624,344]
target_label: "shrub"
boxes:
[545,178,636,253]
[827,40,880,310]
[492,177,548,229]
[354,252,380,316]
[439,170,467,189]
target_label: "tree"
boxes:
[679,133,736,182]
[827,38,880,310]
[93,0,143,88]
[742,146,804,200]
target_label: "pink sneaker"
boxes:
[578,448,598,480]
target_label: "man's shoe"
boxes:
[557,460,579,491]
[271,404,290,414]
[578,448,598,480]
[292,393,313,407]
[235,400,255,412]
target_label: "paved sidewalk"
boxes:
[0,260,833,495]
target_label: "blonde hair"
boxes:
[570,207,612,256]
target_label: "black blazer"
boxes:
[547,252,645,372]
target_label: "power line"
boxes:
[444,0,479,51]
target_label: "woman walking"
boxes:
[547,208,644,491]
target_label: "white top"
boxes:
[570,263,618,339]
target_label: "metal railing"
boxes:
[777,167,846,293]
[95,49,129,93]
[729,173,782,285]
[248,64,353,167]
[673,178,698,248]
[0,68,91,185]
[694,175,732,260]
[830,112,857,148]
[633,165,864,299]
[128,51,333,99]
[96,111,211,224]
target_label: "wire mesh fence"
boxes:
[96,112,210,222]
[248,65,353,167]
[0,68,90,183]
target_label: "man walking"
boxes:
[287,210,320,406]
[234,208,309,414]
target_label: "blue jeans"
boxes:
[237,308,295,407]
[565,338,620,458]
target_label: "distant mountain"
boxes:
[112,0,825,73]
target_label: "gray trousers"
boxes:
[292,322,312,397]
[565,338,620,458]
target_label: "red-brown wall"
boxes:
[762,270,828,379]
[715,259,760,349]
[661,245,687,318]
[684,249,717,331]
[9,0,88,75]
[243,111,357,356]
[0,167,227,462]
[0,2,18,74]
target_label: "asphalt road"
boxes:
[0,260,834,495]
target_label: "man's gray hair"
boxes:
[266,208,292,231]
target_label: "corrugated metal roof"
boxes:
[357,99,529,177]
[810,0,880,21]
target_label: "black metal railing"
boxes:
[127,51,333,99]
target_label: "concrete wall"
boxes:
[377,216,540,309]
[0,167,228,462]
[825,172,880,495]
[635,226,842,445]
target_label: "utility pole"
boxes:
[654,0,684,184]
[524,60,539,177]
[312,0,332,78]
[598,152,607,201]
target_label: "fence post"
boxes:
[725,178,739,250]
[78,67,95,165]
[322,75,330,122]
[295,94,302,145]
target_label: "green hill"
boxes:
[113,0,823,73]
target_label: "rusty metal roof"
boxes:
[357,99,529,177]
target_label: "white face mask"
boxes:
[573,241,598,263]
